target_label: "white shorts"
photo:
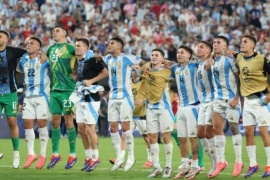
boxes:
[76,101,100,125]
[198,102,213,126]
[212,99,240,123]
[108,98,133,122]
[146,108,174,133]
[177,106,198,137]
[22,96,50,120]
[243,95,270,127]
[131,116,147,134]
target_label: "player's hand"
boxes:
[264,93,270,103]
[132,65,140,70]
[83,79,93,86]
[163,60,175,69]
[225,49,236,57]
[229,96,239,108]
[94,55,103,61]
[204,57,213,70]
[70,72,77,80]
[39,52,48,63]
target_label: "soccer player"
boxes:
[172,46,200,179]
[196,41,217,177]
[136,48,174,178]
[46,26,78,169]
[73,38,108,172]
[16,37,50,169]
[104,37,144,171]
[109,76,153,168]
[235,35,270,178]
[211,35,243,178]
[0,30,27,168]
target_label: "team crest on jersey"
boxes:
[29,63,35,69]
[185,68,189,75]
[36,62,40,70]
[117,61,122,69]
[242,66,249,76]
[24,63,28,68]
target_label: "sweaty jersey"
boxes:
[212,55,238,100]
[172,62,199,107]
[0,46,26,94]
[77,55,105,102]
[17,53,50,97]
[197,60,214,103]
[104,53,140,99]
[47,43,76,91]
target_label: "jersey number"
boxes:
[111,69,116,76]
[28,69,35,77]
[63,100,72,108]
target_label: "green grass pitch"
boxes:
[0,136,267,179]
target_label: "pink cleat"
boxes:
[36,155,46,169]
[233,162,244,177]
[23,154,37,169]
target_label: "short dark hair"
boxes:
[0,30,10,39]
[215,35,229,46]
[179,45,193,60]
[152,48,165,57]
[30,36,42,48]
[200,41,213,52]
[54,25,68,37]
[111,37,124,48]
[76,38,89,48]
[242,34,257,46]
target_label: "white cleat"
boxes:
[162,167,172,178]
[148,167,163,178]
[124,159,136,171]
[13,151,20,169]
[0,152,3,159]
[111,158,125,171]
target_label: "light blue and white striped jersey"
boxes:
[212,55,238,100]
[172,62,199,107]
[197,60,215,103]
[17,53,50,97]
[104,53,141,99]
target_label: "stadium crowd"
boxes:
[0,0,270,60]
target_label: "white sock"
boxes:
[25,128,35,155]
[92,149,99,160]
[164,142,173,168]
[147,148,152,161]
[111,132,121,159]
[214,135,226,163]
[200,138,210,156]
[38,127,48,157]
[246,145,257,166]
[181,158,189,167]
[232,134,242,163]
[265,147,270,166]
[85,149,92,160]
[124,130,134,161]
[208,137,217,166]
[150,143,160,168]
[191,159,199,168]
[120,150,126,160]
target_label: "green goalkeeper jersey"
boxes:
[47,43,76,91]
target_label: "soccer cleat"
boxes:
[47,155,61,169]
[65,156,77,169]
[0,152,3,159]
[124,159,136,171]
[199,166,205,171]
[148,167,163,178]
[111,158,125,171]
[186,167,200,179]
[262,165,270,178]
[162,167,172,178]
[143,160,153,168]
[36,155,46,169]
[244,165,259,178]
[86,158,100,172]
[210,161,228,177]
[233,162,244,177]
[23,154,37,169]
[81,159,91,171]
[13,152,20,169]
[207,165,216,178]
[174,166,190,179]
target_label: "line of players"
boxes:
[0,27,270,179]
